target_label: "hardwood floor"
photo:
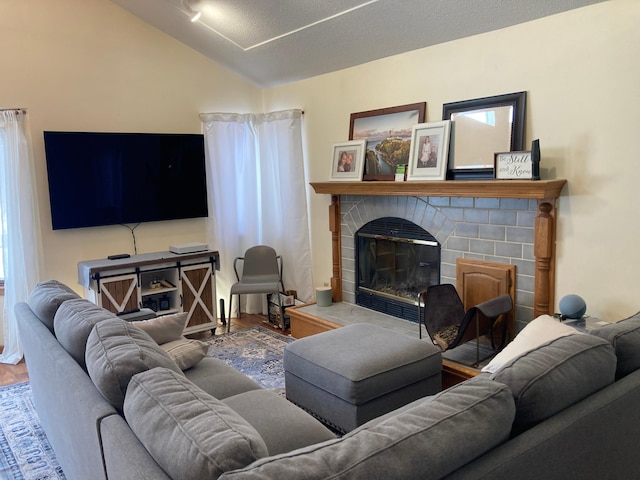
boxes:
[0,355,29,387]
[0,313,286,388]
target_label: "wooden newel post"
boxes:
[329,194,342,302]
[534,201,556,317]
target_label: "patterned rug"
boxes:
[204,325,293,393]
[0,382,65,480]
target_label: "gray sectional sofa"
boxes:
[17,279,640,479]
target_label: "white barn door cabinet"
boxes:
[78,250,219,334]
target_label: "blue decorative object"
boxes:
[559,294,587,319]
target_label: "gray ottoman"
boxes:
[284,323,442,433]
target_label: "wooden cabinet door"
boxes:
[180,263,217,334]
[98,273,139,314]
[456,258,515,340]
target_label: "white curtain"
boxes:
[200,109,312,317]
[0,111,42,364]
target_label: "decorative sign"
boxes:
[494,151,533,180]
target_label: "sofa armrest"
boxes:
[16,302,117,480]
[100,414,171,480]
[445,368,640,479]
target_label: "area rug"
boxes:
[204,325,293,392]
[0,382,65,480]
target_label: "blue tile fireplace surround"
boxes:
[311,180,566,332]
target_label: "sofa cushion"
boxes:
[184,357,263,400]
[132,312,188,344]
[85,318,183,410]
[27,280,81,332]
[219,377,514,480]
[124,367,269,479]
[490,333,616,436]
[222,389,336,455]
[161,338,209,370]
[591,311,640,378]
[482,314,579,374]
[54,298,117,369]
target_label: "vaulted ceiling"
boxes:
[111,0,605,88]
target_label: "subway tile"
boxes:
[475,197,500,209]
[511,258,535,276]
[517,210,536,227]
[517,273,535,293]
[516,289,534,308]
[523,244,534,260]
[451,197,474,207]
[490,210,517,226]
[455,223,479,238]
[479,224,506,240]
[470,239,495,255]
[464,208,490,224]
[495,242,523,258]
[500,198,530,210]
[429,196,450,207]
[445,236,470,252]
[441,207,464,222]
[506,226,534,244]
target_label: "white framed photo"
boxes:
[329,140,366,181]
[406,121,451,181]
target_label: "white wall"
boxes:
[264,0,640,322]
[0,0,263,344]
[2,0,638,346]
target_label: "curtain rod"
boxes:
[0,108,26,114]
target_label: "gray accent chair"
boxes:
[227,245,284,332]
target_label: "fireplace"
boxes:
[355,217,440,323]
[312,179,566,332]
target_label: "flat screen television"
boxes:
[44,131,209,230]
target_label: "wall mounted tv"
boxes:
[44,131,209,230]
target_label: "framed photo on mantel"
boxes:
[406,121,451,181]
[329,140,366,181]
[349,102,426,181]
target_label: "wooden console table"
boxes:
[78,250,219,335]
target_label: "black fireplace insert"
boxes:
[355,217,440,322]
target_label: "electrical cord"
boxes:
[121,223,141,255]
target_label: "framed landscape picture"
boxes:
[406,121,451,181]
[329,140,366,181]
[349,102,426,180]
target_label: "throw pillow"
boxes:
[491,333,616,436]
[27,280,81,332]
[591,311,640,379]
[161,338,209,370]
[54,298,117,370]
[124,367,268,479]
[481,314,580,374]
[132,312,188,344]
[85,317,183,410]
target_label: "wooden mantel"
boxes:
[310,179,566,199]
[311,179,567,318]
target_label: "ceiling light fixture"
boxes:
[182,0,202,22]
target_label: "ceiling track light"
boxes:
[182,0,202,22]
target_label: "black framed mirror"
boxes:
[442,91,526,180]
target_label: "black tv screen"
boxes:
[44,131,209,230]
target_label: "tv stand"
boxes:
[78,250,219,335]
